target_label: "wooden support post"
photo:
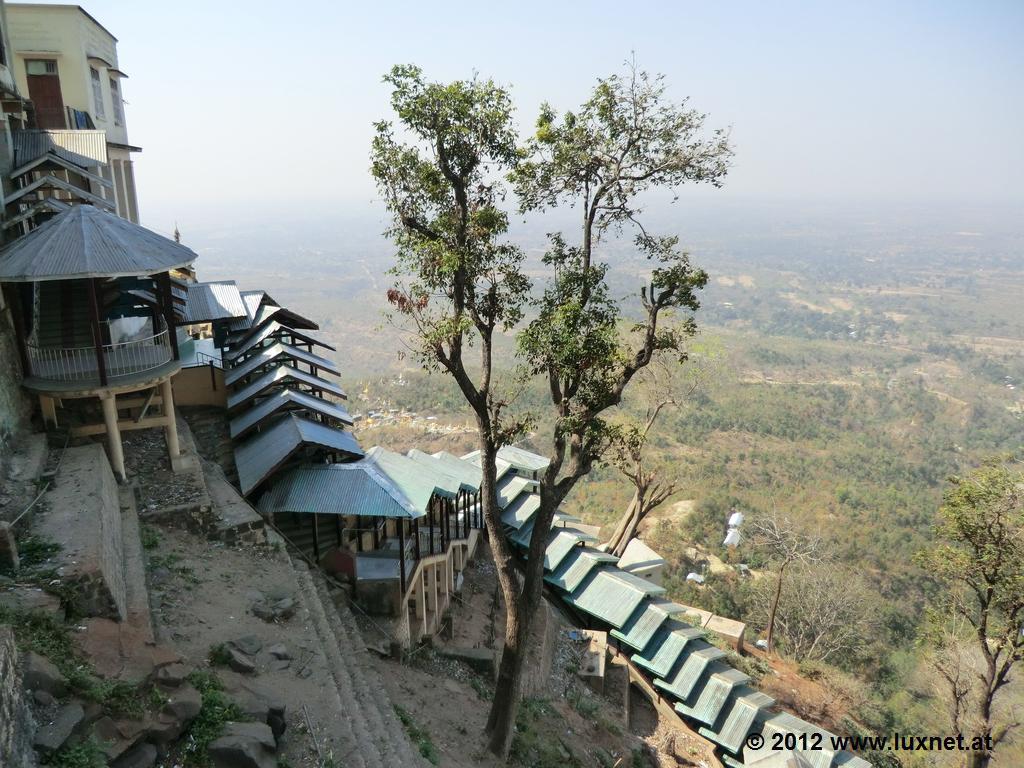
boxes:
[39,395,58,428]
[311,513,320,562]
[157,272,179,360]
[160,378,180,461]
[413,517,421,561]
[335,516,342,547]
[428,507,435,555]
[100,392,125,481]
[398,520,407,594]
[87,278,108,386]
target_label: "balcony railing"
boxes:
[26,320,174,386]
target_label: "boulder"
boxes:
[111,743,158,768]
[230,635,263,656]
[251,596,295,623]
[33,689,57,707]
[266,643,291,660]
[34,702,85,754]
[226,646,257,674]
[208,722,277,768]
[153,661,192,687]
[22,652,67,696]
[227,682,287,741]
[143,713,186,744]
[162,683,203,722]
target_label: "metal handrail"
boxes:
[25,318,174,383]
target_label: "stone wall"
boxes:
[36,444,127,621]
[0,293,31,467]
[0,627,38,768]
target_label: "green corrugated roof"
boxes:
[630,620,706,679]
[431,451,483,491]
[654,642,726,700]
[258,462,424,519]
[501,493,541,530]
[610,598,688,650]
[697,686,775,754]
[566,568,667,628]
[758,713,837,768]
[496,474,537,508]
[542,529,595,571]
[405,449,480,494]
[674,664,750,725]
[544,547,618,593]
[365,446,454,511]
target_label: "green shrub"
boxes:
[394,705,440,765]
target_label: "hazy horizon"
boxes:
[15,0,1022,237]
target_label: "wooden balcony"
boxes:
[23,318,179,395]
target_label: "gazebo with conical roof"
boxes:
[0,204,200,480]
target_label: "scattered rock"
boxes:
[33,689,57,707]
[91,716,138,761]
[227,681,287,740]
[153,661,191,687]
[208,722,278,768]
[22,652,68,697]
[226,646,257,674]
[163,683,203,722]
[266,643,291,660]
[0,587,64,619]
[34,702,85,753]
[144,713,185,744]
[251,596,295,623]
[269,659,290,672]
[231,635,263,656]
[111,743,157,768]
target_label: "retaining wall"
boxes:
[0,627,38,768]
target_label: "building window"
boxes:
[90,66,105,118]
[110,78,123,125]
[26,60,58,76]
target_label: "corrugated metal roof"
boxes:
[405,449,479,494]
[227,365,347,410]
[757,714,836,768]
[225,320,335,360]
[224,342,340,387]
[630,620,707,678]
[252,303,280,328]
[833,753,873,768]
[0,204,198,282]
[697,686,775,753]
[364,446,455,511]
[258,462,424,519]
[618,538,667,573]
[654,642,726,701]
[542,529,594,571]
[184,281,247,323]
[226,290,266,333]
[430,451,483,492]
[610,598,688,651]
[496,474,537,508]
[234,414,364,495]
[229,388,354,439]
[496,445,550,473]
[500,493,541,530]
[674,664,750,725]
[13,129,108,167]
[460,450,514,481]
[544,547,618,593]
[565,568,666,628]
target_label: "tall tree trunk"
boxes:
[605,491,638,554]
[766,562,786,653]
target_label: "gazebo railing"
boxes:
[26,320,174,384]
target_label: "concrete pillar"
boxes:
[39,396,58,428]
[0,522,19,571]
[414,571,425,620]
[161,379,180,463]
[100,393,126,482]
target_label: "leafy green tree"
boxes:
[373,62,731,758]
[916,459,1024,768]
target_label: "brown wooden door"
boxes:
[26,60,66,129]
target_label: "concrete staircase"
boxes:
[180,406,238,485]
[291,561,426,768]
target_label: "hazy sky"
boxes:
[31,0,1024,233]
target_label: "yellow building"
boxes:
[6,3,140,221]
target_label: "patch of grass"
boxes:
[2,534,61,575]
[181,670,246,767]
[394,705,440,765]
[147,552,199,585]
[208,642,232,667]
[567,688,599,718]
[510,698,579,768]
[43,738,106,768]
[470,675,492,700]
[140,525,160,551]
